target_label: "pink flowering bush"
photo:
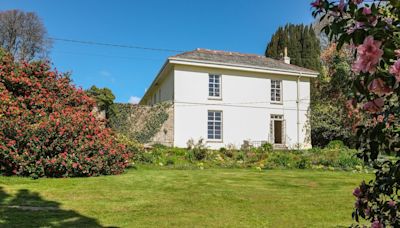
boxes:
[0,53,132,178]
[312,0,400,226]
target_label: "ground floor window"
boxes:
[208,110,222,140]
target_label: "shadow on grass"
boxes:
[0,187,104,227]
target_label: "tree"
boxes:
[265,23,321,71]
[0,10,52,61]
[0,52,131,178]
[86,85,117,120]
[311,43,356,147]
[312,0,400,226]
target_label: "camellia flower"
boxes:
[367,78,392,96]
[388,200,396,207]
[338,0,346,12]
[377,115,384,123]
[352,36,383,74]
[389,59,400,82]
[363,7,372,15]
[353,187,361,197]
[371,220,383,228]
[363,98,384,113]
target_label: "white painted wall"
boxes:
[143,69,174,105]
[173,64,311,149]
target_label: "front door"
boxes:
[274,120,282,144]
[270,114,285,145]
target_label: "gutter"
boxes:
[296,73,302,150]
[139,59,170,104]
[169,57,319,78]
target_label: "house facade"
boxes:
[140,49,319,149]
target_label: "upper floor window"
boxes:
[207,110,222,140]
[209,74,221,98]
[271,80,282,102]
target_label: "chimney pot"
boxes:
[283,47,290,64]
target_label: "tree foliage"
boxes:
[311,43,355,147]
[0,10,52,61]
[0,52,131,178]
[86,85,117,120]
[312,0,400,226]
[265,23,321,71]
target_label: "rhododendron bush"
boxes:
[0,53,131,178]
[312,0,400,226]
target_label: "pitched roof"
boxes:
[170,48,318,75]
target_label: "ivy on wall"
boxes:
[110,102,171,143]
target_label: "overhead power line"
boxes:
[49,37,186,53]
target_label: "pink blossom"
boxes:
[362,7,372,15]
[338,0,346,12]
[367,78,392,96]
[377,115,384,123]
[363,98,384,113]
[389,59,400,82]
[371,220,383,228]
[388,200,396,207]
[395,50,400,57]
[353,187,361,197]
[352,36,383,74]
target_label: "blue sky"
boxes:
[1,0,315,103]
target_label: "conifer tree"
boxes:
[265,23,321,71]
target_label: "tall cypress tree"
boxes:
[265,23,321,71]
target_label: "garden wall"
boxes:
[111,102,174,146]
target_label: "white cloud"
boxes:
[128,96,141,104]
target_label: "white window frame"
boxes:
[271,80,282,103]
[207,110,223,141]
[208,74,221,99]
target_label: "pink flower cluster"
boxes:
[352,36,383,74]
[368,78,392,96]
[389,52,400,82]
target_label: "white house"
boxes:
[139,48,319,149]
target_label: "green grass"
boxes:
[0,168,370,227]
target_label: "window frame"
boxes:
[207,110,223,142]
[208,74,222,100]
[270,79,283,104]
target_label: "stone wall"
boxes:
[150,105,174,146]
[111,102,174,146]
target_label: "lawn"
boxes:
[0,168,369,227]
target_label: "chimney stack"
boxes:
[283,47,290,64]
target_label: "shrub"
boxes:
[0,54,131,178]
[186,138,208,161]
[220,147,234,158]
[264,152,293,169]
[260,142,273,153]
[326,140,346,150]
